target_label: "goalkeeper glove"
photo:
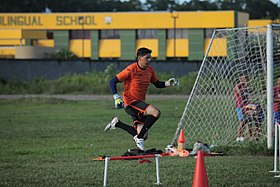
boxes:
[113,93,124,109]
[165,78,179,87]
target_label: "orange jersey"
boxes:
[116,63,159,105]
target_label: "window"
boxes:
[70,30,90,39]
[100,30,120,39]
[47,31,53,39]
[137,29,157,39]
[167,29,188,39]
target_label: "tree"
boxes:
[144,0,179,11]
[216,0,280,19]
[0,0,279,19]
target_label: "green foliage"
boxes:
[0,79,29,94]
[0,65,197,95]
[0,97,276,186]
[104,63,116,82]
[45,48,78,60]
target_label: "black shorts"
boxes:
[124,100,150,127]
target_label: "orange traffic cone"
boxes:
[177,129,185,151]
[192,150,209,187]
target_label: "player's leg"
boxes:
[247,122,253,141]
[104,117,137,137]
[137,104,160,139]
[236,108,245,142]
[254,122,261,140]
[245,113,254,141]
[127,101,158,150]
[135,123,148,140]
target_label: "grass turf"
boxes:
[0,97,279,186]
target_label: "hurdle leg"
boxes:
[104,157,109,187]
[155,154,161,185]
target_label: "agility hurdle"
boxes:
[103,154,161,187]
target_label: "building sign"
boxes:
[0,14,98,29]
[0,16,43,26]
[56,16,96,26]
[0,11,236,30]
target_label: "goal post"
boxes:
[170,24,280,148]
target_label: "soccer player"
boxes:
[274,76,280,124]
[233,74,249,142]
[104,47,179,150]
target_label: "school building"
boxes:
[0,11,275,60]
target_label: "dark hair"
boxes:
[136,47,152,58]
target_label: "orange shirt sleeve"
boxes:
[116,65,134,82]
[150,67,159,83]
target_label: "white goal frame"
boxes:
[170,24,280,149]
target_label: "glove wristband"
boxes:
[113,93,121,100]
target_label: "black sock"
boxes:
[137,115,158,138]
[115,120,137,137]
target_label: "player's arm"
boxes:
[153,78,179,88]
[109,76,124,109]
[150,68,178,88]
[153,80,166,88]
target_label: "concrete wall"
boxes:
[0,60,201,81]
[15,46,56,59]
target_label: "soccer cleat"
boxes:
[104,117,118,132]
[133,135,145,150]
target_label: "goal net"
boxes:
[171,24,280,148]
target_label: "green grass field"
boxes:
[0,97,279,186]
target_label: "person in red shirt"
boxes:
[242,103,264,140]
[104,47,179,150]
[274,76,280,124]
[233,75,249,142]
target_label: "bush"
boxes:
[0,65,197,95]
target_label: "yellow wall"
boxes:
[247,20,273,33]
[0,39,24,46]
[99,39,120,58]
[166,39,189,57]
[0,29,46,39]
[248,19,272,27]
[0,48,15,57]
[0,11,254,59]
[0,11,235,30]
[136,39,158,57]
[204,38,227,57]
[0,29,22,39]
[69,39,91,58]
[37,39,54,47]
